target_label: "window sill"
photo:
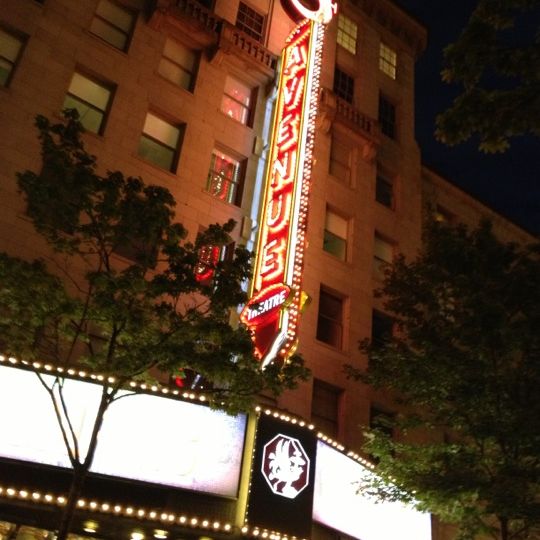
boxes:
[132,153,179,179]
[314,338,350,357]
[202,188,242,210]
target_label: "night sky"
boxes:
[394,0,539,236]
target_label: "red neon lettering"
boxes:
[266,190,292,233]
[261,238,286,282]
[272,151,296,190]
[277,113,301,153]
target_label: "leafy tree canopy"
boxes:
[347,221,540,540]
[0,110,309,539]
[435,0,540,153]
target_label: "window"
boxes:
[371,309,393,346]
[324,208,348,260]
[336,14,357,54]
[236,1,265,43]
[0,28,25,87]
[194,238,235,284]
[221,76,253,126]
[379,94,396,139]
[329,131,352,184]
[138,112,183,172]
[158,39,198,91]
[376,170,393,208]
[63,72,114,134]
[90,0,135,52]
[333,67,354,104]
[434,204,453,223]
[206,149,245,206]
[312,379,342,437]
[316,287,344,349]
[373,233,393,280]
[379,42,397,79]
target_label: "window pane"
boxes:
[138,135,175,171]
[224,76,251,107]
[207,150,242,205]
[163,39,195,71]
[96,0,133,33]
[317,289,344,348]
[323,231,346,260]
[376,175,393,208]
[326,211,347,237]
[0,30,22,62]
[374,235,393,262]
[158,58,192,89]
[90,17,127,50]
[0,58,11,86]
[236,1,265,42]
[221,95,249,124]
[63,95,104,134]
[143,113,180,148]
[68,73,111,109]
[337,14,357,54]
[379,43,397,79]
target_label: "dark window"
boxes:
[312,379,342,437]
[323,208,348,260]
[90,0,136,52]
[376,172,393,208]
[370,405,394,439]
[379,94,396,139]
[329,131,351,184]
[195,0,213,8]
[371,309,393,346]
[236,2,265,43]
[333,67,354,104]
[317,288,344,349]
[0,27,26,87]
[63,72,114,135]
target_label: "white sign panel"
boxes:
[313,441,432,540]
[0,365,246,497]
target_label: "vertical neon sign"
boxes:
[240,1,337,367]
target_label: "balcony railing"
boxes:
[172,0,222,34]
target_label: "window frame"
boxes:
[379,42,397,80]
[323,207,348,261]
[236,1,266,43]
[138,112,184,173]
[89,0,136,53]
[336,13,358,55]
[333,66,354,104]
[63,71,115,135]
[379,93,397,139]
[329,130,352,185]
[0,26,27,88]
[206,148,246,207]
[221,75,255,127]
[373,233,394,280]
[375,169,394,209]
[371,309,394,346]
[311,379,342,438]
[158,38,199,92]
[316,287,345,349]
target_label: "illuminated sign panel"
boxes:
[0,365,246,497]
[241,2,336,367]
[248,414,317,538]
[313,441,432,540]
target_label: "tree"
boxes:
[0,110,309,540]
[435,0,540,153]
[346,221,540,540]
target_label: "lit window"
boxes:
[333,67,354,104]
[158,39,198,91]
[311,379,342,437]
[63,72,114,134]
[0,28,25,87]
[337,14,357,54]
[221,76,253,126]
[236,1,265,43]
[206,149,245,206]
[376,171,393,208]
[324,208,348,261]
[379,94,396,139]
[90,0,135,52]
[138,112,183,172]
[371,310,393,346]
[373,234,393,280]
[316,287,344,349]
[379,42,397,79]
[434,205,453,223]
[329,132,352,184]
